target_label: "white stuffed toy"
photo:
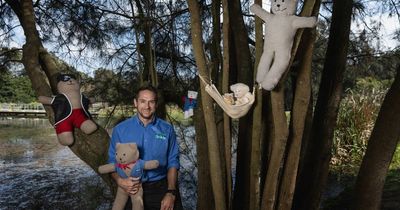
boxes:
[250,0,317,90]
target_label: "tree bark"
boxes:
[187,0,227,209]
[277,27,316,210]
[277,1,321,209]
[222,0,233,207]
[194,96,215,210]
[261,87,288,210]
[353,65,400,210]
[229,1,254,209]
[293,1,354,209]
[249,1,263,210]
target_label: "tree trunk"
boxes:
[229,1,254,209]
[6,0,113,189]
[277,1,321,209]
[194,96,215,210]
[222,0,233,207]
[353,66,400,210]
[187,0,227,209]
[261,87,288,210]
[277,27,316,210]
[293,1,354,209]
[249,1,263,210]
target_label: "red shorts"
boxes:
[55,108,89,134]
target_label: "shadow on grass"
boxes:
[322,169,400,210]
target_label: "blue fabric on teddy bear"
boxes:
[115,159,149,182]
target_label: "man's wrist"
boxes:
[166,189,177,196]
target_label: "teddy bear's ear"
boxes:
[129,143,137,150]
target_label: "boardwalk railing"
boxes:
[0,103,101,118]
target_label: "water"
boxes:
[0,118,197,210]
[0,118,113,209]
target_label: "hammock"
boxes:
[199,75,256,119]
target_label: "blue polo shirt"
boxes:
[108,115,180,182]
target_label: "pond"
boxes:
[0,118,197,210]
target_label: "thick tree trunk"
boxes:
[6,0,113,189]
[249,1,263,210]
[187,0,227,209]
[257,1,321,209]
[229,1,254,209]
[277,27,316,210]
[277,1,321,209]
[353,66,400,210]
[261,87,288,210]
[221,0,233,207]
[194,97,215,210]
[294,1,354,209]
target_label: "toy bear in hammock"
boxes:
[38,73,97,146]
[250,0,317,90]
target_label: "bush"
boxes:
[331,77,391,175]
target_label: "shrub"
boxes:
[331,77,391,175]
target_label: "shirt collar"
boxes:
[134,115,157,127]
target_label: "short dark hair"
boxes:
[135,84,158,101]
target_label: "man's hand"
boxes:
[160,192,175,210]
[116,176,141,195]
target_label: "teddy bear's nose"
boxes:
[277,4,280,7]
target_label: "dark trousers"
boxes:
[142,179,183,210]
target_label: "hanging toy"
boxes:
[199,75,255,119]
[183,90,198,119]
[250,1,317,90]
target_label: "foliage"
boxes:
[0,72,36,103]
[390,145,400,170]
[331,77,392,175]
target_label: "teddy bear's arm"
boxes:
[292,16,317,29]
[38,96,53,105]
[250,4,273,23]
[98,163,116,174]
[144,160,159,170]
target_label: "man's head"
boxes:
[134,85,158,122]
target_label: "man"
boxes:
[108,85,182,210]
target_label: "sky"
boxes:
[3,2,399,75]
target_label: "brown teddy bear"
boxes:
[38,73,97,146]
[98,143,159,210]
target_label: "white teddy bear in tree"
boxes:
[250,0,317,90]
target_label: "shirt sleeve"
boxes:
[167,126,180,170]
[108,127,120,163]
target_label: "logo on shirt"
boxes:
[155,133,167,140]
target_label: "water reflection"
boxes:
[0,118,197,210]
[0,118,112,209]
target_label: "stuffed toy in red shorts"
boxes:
[39,73,97,146]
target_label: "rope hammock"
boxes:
[199,75,256,119]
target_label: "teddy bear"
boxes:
[250,0,317,90]
[229,83,253,106]
[38,73,97,146]
[98,143,159,210]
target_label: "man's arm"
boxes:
[161,167,178,210]
[111,172,141,195]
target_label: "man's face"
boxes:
[134,90,157,121]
